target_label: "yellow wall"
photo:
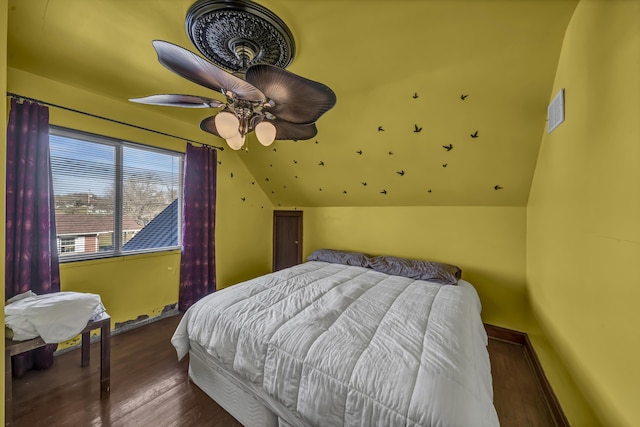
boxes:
[5,68,274,328]
[302,206,531,331]
[1,0,8,416]
[528,1,640,426]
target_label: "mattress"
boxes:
[172,261,499,426]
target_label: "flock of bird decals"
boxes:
[219,92,505,205]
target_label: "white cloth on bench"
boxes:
[5,291,105,343]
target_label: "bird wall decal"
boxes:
[413,92,419,99]
[230,172,234,178]
[241,197,246,201]
[234,80,496,207]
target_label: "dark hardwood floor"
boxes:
[488,337,557,426]
[8,315,556,427]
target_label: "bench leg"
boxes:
[5,350,12,426]
[81,331,90,367]
[100,323,110,399]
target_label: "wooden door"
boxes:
[273,210,302,271]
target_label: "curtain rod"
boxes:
[6,92,224,151]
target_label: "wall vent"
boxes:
[547,88,565,134]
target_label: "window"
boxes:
[50,126,183,261]
[58,236,77,253]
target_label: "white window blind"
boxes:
[49,126,183,261]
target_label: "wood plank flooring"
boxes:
[488,337,557,426]
[8,315,556,427]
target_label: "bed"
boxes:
[171,250,499,427]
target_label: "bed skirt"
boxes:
[188,342,307,427]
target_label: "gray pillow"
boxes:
[368,255,462,285]
[307,249,370,267]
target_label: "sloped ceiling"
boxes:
[7,0,578,207]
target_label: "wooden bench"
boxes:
[4,312,111,426]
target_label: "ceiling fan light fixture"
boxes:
[130,1,335,149]
[255,121,277,146]
[226,133,246,150]
[215,111,241,139]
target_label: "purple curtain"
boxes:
[179,143,217,312]
[5,98,61,376]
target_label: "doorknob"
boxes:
[294,241,299,244]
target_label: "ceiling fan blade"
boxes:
[152,40,265,102]
[200,115,221,138]
[272,119,318,141]
[129,94,224,108]
[245,64,336,124]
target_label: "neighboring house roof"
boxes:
[122,199,179,251]
[56,213,141,235]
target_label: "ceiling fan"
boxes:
[129,0,337,150]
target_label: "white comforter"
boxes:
[172,262,499,427]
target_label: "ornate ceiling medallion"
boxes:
[185,0,296,73]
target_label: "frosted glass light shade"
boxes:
[226,133,245,150]
[215,111,240,139]
[255,121,277,146]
